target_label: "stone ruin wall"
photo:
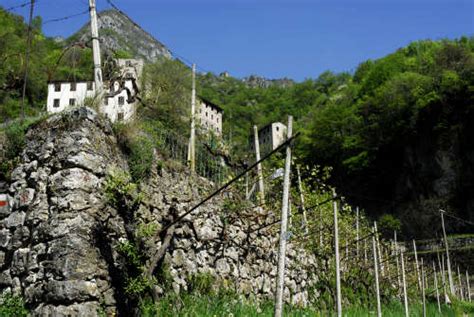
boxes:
[0,107,319,316]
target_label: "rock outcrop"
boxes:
[0,107,319,316]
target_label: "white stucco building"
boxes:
[250,122,287,154]
[197,97,223,136]
[46,79,137,122]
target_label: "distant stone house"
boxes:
[46,79,137,122]
[250,122,287,154]
[197,97,223,136]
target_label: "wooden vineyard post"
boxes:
[296,166,308,234]
[467,270,471,302]
[333,189,342,317]
[441,209,455,294]
[253,125,265,205]
[274,116,293,317]
[421,258,426,317]
[441,254,448,304]
[433,261,441,313]
[394,231,401,292]
[413,240,421,290]
[374,222,384,277]
[458,266,464,300]
[372,227,382,317]
[401,251,409,317]
[356,207,360,258]
[364,238,368,265]
[319,207,323,247]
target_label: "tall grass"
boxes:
[142,293,470,317]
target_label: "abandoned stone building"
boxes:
[116,58,144,80]
[46,79,137,122]
[46,58,143,122]
[250,122,287,154]
[197,97,223,136]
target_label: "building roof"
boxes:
[198,96,224,112]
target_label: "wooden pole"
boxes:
[21,0,35,120]
[394,231,401,292]
[441,209,455,294]
[254,125,265,205]
[433,261,441,313]
[374,222,384,277]
[364,238,368,265]
[413,240,421,290]
[319,207,323,247]
[372,228,382,317]
[441,254,448,304]
[356,207,360,258]
[88,0,104,96]
[333,189,342,317]
[467,270,471,302]
[401,251,409,317]
[245,172,249,199]
[296,166,308,234]
[421,258,426,317]
[188,64,196,171]
[457,265,464,300]
[274,116,293,317]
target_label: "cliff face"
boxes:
[0,108,320,316]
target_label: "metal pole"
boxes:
[441,209,455,294]
[372,227,382,317]
[421,258,426,317]
[274,116,293,317]
[401,251,409,317]
[333,189,342,317]
[88,0,104,96]
[296,166,308,234]
[433,262,441,313]
[254,125,265,205]
[188,64,196,171]
[21,0,35,120]
[413,240,421,290]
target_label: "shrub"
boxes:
[104,168,142,208]
[113,122,155,182]
[187,272,216,296]
[0,293,28,317]
[0,116,45,181]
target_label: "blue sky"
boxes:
[3,0,473,81]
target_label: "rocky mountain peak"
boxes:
[69,9,172,62]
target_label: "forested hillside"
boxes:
[199,38,474,237]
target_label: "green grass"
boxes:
[140,293,472,317]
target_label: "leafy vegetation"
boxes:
[0,115,47,181]
[0,293,28,317]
